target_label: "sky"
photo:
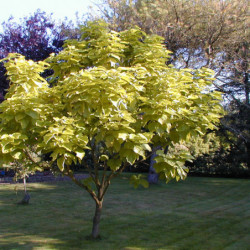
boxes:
[0,0,101,25]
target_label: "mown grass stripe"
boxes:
[0,175,249,249]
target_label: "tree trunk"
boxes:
[23,177,27,194]
[148,146,169,184]
[244,71,249,105]
[18,177,30,205]
[91,201,103,239]
[148,146,161,184]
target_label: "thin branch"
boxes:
[100,162,128,200]
[82,157,96,181]
[64,165,99,204]
[23,148,53,169]
[213,80,250,109]
[101,161,108,188]
[220,121,249,144]
[90,140,101,188]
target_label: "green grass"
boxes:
[0,174,249,250]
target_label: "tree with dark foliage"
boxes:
[0,10,80,97]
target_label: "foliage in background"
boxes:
[167,132,249,177]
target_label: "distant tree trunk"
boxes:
[18,177,30,205]
[148,146,161,184]
[246,141,250,168]
[91,201,103,238]
[244,72,249,105]
[241,43,249,105]
[23,176,27,194]
[148,146,169,184]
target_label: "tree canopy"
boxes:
[0,20,223,238]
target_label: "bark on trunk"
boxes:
[18,177,30,205]
[148,146,161,184]
[148,146,169,184]
[244,71,249,105]
[91,201,102,238]
[23,177,27,194]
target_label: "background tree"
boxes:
[0,21,223,238]
[3,147,48,204]
[0,10,81,97]
[99,0,250,171]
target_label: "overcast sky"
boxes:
[0,0,101,25]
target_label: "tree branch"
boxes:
[64,165,99,204]
[82,157,96,182]
[90,139,101,188]
[100,162,128,200]
[23,148,53,169]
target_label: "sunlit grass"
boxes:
[0,174,249,249]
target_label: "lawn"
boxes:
[0,174,249,250]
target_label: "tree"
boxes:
[0,20,223,238]
[0,10,81,97]
[3,147,49,204]
[99,0,250,170]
